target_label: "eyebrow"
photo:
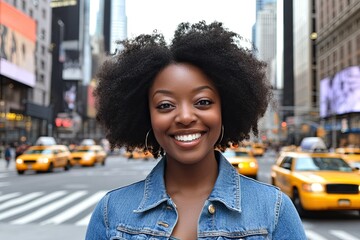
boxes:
[151,85,215,99]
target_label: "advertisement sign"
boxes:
[63,82,77,112]
[0,0,36,87]
[320,66,360,118]
[87,80,96,118]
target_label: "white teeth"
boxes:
[175,133,202,142]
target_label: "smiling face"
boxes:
[148,63,222,165]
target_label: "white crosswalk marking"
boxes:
[0,173,9,178]
[0,191,66,220]
[0,182,10,187]
[11,191,88,224]
[330,230,360,240]
[0,192,21,203]
[41,191,106,225]
[75,212,92,226]
[0,192,44,211]
[306,230,328,240]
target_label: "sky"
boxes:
[90,0,256,46]
[126,0,256,44]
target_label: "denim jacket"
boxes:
[86,151,307,240]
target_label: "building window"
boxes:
[29,9,33,17]
[40,29,45,40]
[41,60,45,69]
[22,0,26,11]
[41,45,45,55]
[39,74,44,83]
[42,9,46,19]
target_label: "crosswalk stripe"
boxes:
[0,173,9,178]
[0,191,66,221]
[11,191,88,224]
[0,182,11,187]
[0,192,21,203]
[306,230,328,240]
[75,212,92,226]
[41,191,106,225]
[0,192,44,211]
[330,230,360,240]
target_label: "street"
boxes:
[0,152,359,240]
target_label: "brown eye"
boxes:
[196,99,213,106]
[156,103,173,109]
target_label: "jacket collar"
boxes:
[134,151,242,213]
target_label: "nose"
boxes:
[175,104,197,126]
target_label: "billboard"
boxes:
[320,66,360,118]
[0,0,36,87]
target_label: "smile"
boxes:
[174,133,202,142]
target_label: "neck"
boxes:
[164,152,218,195]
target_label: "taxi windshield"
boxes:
[24,149,53,154]
[295,157,352,172]
[73,149,94,153]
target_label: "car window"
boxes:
[24,149,52,154]
[234,151,249,157]
[280,157,292,170]
[295,157,352,172]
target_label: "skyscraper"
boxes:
[110,0,127,54]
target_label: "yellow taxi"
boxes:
[335,147,360,170]
[124,148,154,160]
[271,150,360,216]
[223,147,259,179]
[251,142,265,157]
[15,145,72,174]
[70,145,107,166]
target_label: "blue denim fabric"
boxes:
[86,151,307,240]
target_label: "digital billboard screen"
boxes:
[0,1,36,87]
[320,66,360,118]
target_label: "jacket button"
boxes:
[208,204,215,214]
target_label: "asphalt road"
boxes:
[0,151,359,240]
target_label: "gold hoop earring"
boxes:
[145,129,151,151]
[218,125,224,144]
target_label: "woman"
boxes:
[86,21,306,240]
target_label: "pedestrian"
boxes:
[86,21,307,239]
[4,144,11,169]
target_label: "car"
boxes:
[15,145,72,174]
[222,148,259,179]
[124,148,154,160]
[335,147,360,170]
[271,150,360,216]
[251,143,265,156]
[70,145,107,166]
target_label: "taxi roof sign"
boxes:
[300,137,327,152]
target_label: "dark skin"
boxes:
[149,63,222,239]
[165,155,218,239]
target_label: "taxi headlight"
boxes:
[38,157,49,163]
[302,183,324,192]
[238,163,244,168]
[249,162,257,168]
[16,158,23,164]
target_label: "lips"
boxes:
[174,133,202,142]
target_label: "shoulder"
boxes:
[105,180,145,204]
[239,175,284,208]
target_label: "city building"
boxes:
[0,0,53,145]
[316,0,360,148]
